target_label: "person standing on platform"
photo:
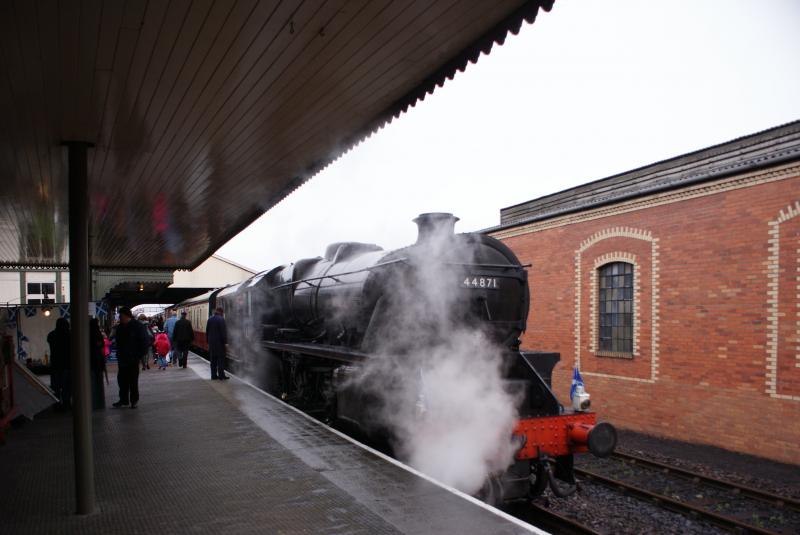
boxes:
[154,331,170,370]
[103,332,112,361]
[138,314,154,370]
[172,311,194,369]
[89,317,107,410]
[47,317,71,410]
[113,307,148,408]
[163,310,177,366]
[206,307,228,380]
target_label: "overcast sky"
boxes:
[216,0,800,272]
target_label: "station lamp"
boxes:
[42,291,51,316]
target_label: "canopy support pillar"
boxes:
[65,140,95,515]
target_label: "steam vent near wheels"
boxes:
[490,120,800,466]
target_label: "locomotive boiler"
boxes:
[193,213,616,504]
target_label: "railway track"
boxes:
[575,451,800,534]
[237,365,798,535]
[507,502,601,535]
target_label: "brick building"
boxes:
[489,121,800,465]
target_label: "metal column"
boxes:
[55,270,63,303]
[65,141,95,515]
[19,272,26,304]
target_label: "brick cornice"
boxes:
[491,163,800,241]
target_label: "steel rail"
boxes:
[575,467,780,535]
[611,451,800,511]
[507,502,601,535]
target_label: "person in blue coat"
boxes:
[206,307,228,380]
[163,310,178,365]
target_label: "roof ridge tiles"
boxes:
[496,119,800,230]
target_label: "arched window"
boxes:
[598,262,634,354]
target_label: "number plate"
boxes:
[462,276,499,289]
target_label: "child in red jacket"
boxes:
[154,331,171,370]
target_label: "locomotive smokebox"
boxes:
[413,212,460,244]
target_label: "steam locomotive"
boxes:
[173,213,616,505]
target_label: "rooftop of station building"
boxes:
[490,119,800,233]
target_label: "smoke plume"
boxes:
[354,226,521,494]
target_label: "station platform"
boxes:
[1,354,543,534]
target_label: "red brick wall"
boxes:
[495,169,800,465]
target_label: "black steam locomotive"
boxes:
[176,213,615,505]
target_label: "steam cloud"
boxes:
[355,228,521,495]
[229,218,522,496]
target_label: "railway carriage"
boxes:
[174,288,224,353]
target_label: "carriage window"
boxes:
[598,262,633,354]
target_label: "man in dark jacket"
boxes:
[172,311,194,368]
[113,307,148,408]
[47,317,71,410]
[206,307,228,380]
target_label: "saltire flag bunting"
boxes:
[95,301,108,317]
[6,307,17,326]
[59,304,71,319]
[24,306,37,317]
[570,367,585,401]
[16,323,25,360]
[17,321,29,359]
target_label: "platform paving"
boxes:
[1,355,543,534]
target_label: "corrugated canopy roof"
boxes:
[0,0,553,270]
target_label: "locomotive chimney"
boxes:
[413,213,459,244]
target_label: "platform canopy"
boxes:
[0,0,553,270]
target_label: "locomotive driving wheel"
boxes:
[477,475,505,506]
[276,354,307,406]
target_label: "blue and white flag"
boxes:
[570,367,585,401]
[6,307,17,326]
[95,301,108,318]
[59,304,71,319]
[24,306,37,317]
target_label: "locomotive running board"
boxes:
[262,341,368,364]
